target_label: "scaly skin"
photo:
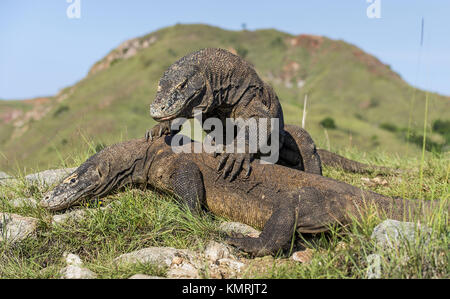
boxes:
[148,48,396,177]
[148,48,313,179]
[41,136,438,256]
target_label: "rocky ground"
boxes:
[0,168,446,279]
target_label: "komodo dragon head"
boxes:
[150,51,208,121]
[40,139,151,211]
[40,155,111,211]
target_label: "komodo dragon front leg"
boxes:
[168,159,206,214]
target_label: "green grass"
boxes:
[1,147,448,279]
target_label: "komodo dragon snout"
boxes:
[150,59,206,121]
[41,161,108,211]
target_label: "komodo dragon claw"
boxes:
[217,152,252,181]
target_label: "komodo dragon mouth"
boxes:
[40,159,107,211]
[40,171,96,211]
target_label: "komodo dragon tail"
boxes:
[317,149,399,175]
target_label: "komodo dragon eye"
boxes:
[63,174,78,184]
[177,78,188,89]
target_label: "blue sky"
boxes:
[1,0,449,99]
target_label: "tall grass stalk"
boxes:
[419,93,429,188]
[302,94,308,129]
[406,17,425,151]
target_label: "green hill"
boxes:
[0,24,449,173]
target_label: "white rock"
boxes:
[60,253,97,279]
[0,171,10,180]
[25,168,77,186]
[0,213,38,244]
[217,258,245,273]
[64,252,83,267]
[203,241,233,262]
[167,262,200,279]
[60,265,97,279]
[9,197,37,208]
[366,254,382,279]
[291,249,314,264]
[219,222,261,237]
[0,171,18,186]
[129,274,165,279]
[114,247,196,268]
[371,219,432,249]
[52,209,86,225]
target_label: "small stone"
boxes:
[25,168,77,186]
[172,256,184,265]
[217,258,245,273]
[167,262,200,279]
[219,222,261,237]
[9,197,37,208]
[247,232,261,238]
[60,253,97,279]
[203,241,233,262]
[291,249,314,264]
[0,213,38,244]
[60,265,97,279]
[52,209,86,224]
[371,219,432,249]
[361,177,388,187]
[129,274,165,279]
[114,247,196,268]
[0,171,17,186]
[64,252,83,266]
[0,171,10,180]
[372,177,388,186]
[366,254,382,279]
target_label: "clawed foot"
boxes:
[215,152,252,181]
[145,121,174,142]
[224,233,269,257]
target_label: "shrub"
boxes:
[354,113,365,121]
[270,37,286,49]
[369,98,379,108]
[236,47,248,59]
[110,58,121,67]
[380,122,398,132]
[432,119,450,138]
[320,117,337,129]
[371,135,380,146]
[53,105,70,117]
[408,132,443,153]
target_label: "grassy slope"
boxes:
[0,24,449,174]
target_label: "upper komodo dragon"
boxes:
[148,48,393,179]
[41,136,440,256]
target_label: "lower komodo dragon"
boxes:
[41,136,440,256]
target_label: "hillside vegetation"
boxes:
[0,24,449,174]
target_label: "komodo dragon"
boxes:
[41,136,438,256]
[148,48,393,178]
